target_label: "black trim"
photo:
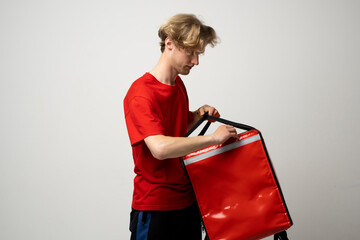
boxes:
[258,131,293,226]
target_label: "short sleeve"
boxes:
[125,96,165,146]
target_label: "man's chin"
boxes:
[179,69,191,75]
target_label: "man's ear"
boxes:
[165,37,174,51]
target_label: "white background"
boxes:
[1,0,359,239]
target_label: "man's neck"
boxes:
[150,54,178,86]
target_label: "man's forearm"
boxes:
[144,124,237,160]
[144,134,216,160]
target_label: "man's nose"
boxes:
[191,55,199,65]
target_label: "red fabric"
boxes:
[124,73,195,211]
[183,130,292,240]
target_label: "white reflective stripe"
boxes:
[184,134,261,166]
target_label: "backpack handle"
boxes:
[185,112,256,137]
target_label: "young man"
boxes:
[124,14,237,240]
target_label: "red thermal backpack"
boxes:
[181,113,293,240]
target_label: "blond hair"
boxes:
[158,14,218,53]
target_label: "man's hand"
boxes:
[211,125,238,145]
[196,104,220,119]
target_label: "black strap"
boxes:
[198,121,211,136]
[274,231,289,240]
[186,112,256,137]
[185,112,209,137]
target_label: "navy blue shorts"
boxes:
[129,204,202,240]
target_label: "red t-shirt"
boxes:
[123,73,195,211]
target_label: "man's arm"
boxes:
[145,124,237,160]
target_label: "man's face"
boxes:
[171,46,201,75]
